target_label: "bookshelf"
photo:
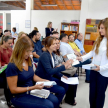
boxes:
[84,19,101,53]
[60,22,79,39]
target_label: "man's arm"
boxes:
[33,52,40,58]
[42,47,46,51]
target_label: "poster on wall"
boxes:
[25,20,31,28]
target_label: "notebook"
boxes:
[0,65,7,74]
[82,64,97,70]
[36,81,57,86]
[67,53,79,66]
[30,89,50,99]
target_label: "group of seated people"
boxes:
[0,26,91,108]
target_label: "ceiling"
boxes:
[0,0,81,10]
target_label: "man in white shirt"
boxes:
[60,34,80,58]
[59,33,91,83]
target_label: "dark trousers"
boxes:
[74,59,91,81]
[47,74,78,104]
[44,77,66,105]
[11,93,59,108]
[0,71,10,106]
[64,73,78,103]
[89,70,108,108]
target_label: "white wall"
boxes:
[31,10,80,37]
[10,0,108,38]
[88,0,108,19]
[79,0,108,43]
[11,10,26,33]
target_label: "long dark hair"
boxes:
[53,39,60,56]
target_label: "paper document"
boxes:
[82,64,97,70]
[61,77,79,85]
[0,65,7,74]
[67,53,79,66]
[36,81,56,86]
[31,89,50,99]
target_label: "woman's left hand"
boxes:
[93,65,100,71]
[62,75,68,80]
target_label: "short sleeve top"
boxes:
[0,46,12,66]
[5,63,34,97]
[32,40,44,56]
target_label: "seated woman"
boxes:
[35,37,76,106]
[53,39,78,105]
[13,31,26,49]
[0,35,13,107]
[5,36,59,108]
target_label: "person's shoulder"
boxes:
[37,40,41,43]
[41,51,50,58]
[7,63,16,68]
[45,27,49,30]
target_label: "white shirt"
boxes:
[60,42,74,56]
[93,37,107,65]
[82,37,108,77]
[51,57,55,68]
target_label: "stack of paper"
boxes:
[67,53,79,66]
[36,81,56,86]
[31,89,50,99]
[0,65,7,74]
[61,77,79,85]
[82,64,97,70]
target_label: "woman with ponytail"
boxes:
[77,18,108,108]
[0,35,13,107]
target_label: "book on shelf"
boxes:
[86,19,91,25]
[0,65,7,74]
[96,20,101,24]
[30,89,50,99]
[62,25,69,31]
[84,40,94,45]
[70,26,77,31]
[36,81,57,86]
[85,34,90,39]
[82,64,97,70]
[67,53,79,66]
[86,26,97,32]
[91,19,96,25]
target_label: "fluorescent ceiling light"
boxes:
[41,4,57,6]
[0,5,8,7]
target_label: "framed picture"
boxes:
[25,20,31,28]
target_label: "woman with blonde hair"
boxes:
[5,36,59,108]
[77,18,108,108]
[34,27,38,31]
[45,22,57,37]
[13,31,26,49]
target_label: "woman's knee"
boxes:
[48,94,59,107]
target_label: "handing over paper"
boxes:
[61,77,79,85]
[67,53,80,66]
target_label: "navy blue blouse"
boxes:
[5,63,34,97]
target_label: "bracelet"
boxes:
[27,86,29,94]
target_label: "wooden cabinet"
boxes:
[84,19,101,53]
[60,22,79,39]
